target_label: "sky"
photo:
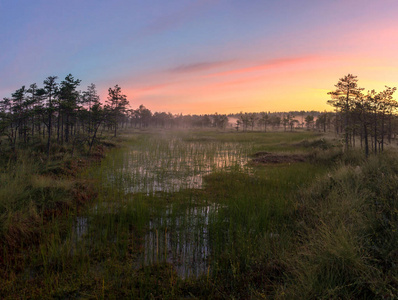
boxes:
[1,0,398,114]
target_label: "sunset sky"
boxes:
[1,0,398,114]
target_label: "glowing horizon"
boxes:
[1,1,398,115]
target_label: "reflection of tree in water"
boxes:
[143,204,220,278]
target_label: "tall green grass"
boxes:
[73,130,330,297]
[4,130,396,298]
[283,150,398,299]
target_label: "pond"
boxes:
[81,132,254,277]
[104,137,252,194]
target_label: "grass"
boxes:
[1,129,397,298]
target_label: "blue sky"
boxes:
[1,0,398,113]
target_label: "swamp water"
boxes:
[105,138,251,194]
[79,133,253,277]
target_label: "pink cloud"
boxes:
[207,55,323,78]
[168,60,235,73]
[123,83,173,98]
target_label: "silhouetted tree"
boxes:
[305,115,314,129]
[58,74,81,143]
[106,85,129,137]
[328,74,364,150]
[327,75,397,155]
[43,76,58,157]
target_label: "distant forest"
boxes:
[0,73,397,156]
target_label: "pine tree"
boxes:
[328,74,363,150]
[106,85,129,137]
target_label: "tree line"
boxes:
[0,74,230,156]
[2,73,395,157]
[230,74,398,154]
[0,74,131,156]
[230,111,333,132]
[328,74,397,156]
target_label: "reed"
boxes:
[2,130,396,298]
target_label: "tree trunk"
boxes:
[47,110,52,158]
[364,122,369,157]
